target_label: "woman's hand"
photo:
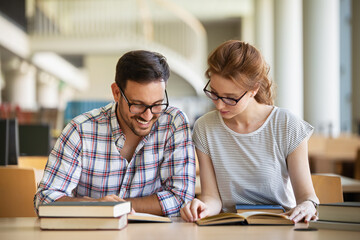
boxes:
[286,200,318,223]
[180,198,209,222]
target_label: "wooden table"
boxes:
[0,217,359,240]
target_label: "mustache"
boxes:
[131,115,157,122]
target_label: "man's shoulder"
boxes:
[72,102,114,126]
[161,106,187,121]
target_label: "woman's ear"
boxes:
[252,82,261,97]
[111,82,120,102]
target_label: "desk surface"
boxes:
[0,217,359,240]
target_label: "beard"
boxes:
[128,115,157,137]
[117,103,158,137]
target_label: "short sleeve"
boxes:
[285,111,314,155]
[192,116,210,155]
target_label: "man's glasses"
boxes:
[203,80,248,106]
[119,87,169,114]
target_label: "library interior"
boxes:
[1,0,360,238]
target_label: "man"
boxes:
[34,50,196,216]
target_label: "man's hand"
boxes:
[97,194,126,202]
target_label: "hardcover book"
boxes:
[236,204,286,214]
[38,201,132,218]
[318,202,360,223]
[196,211,293,226]
[309,220,360,231]
[40,215,128,230]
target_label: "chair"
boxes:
[0,167,37,217]
[18,156,48,170]
[355,148,360,180]
[311,174,344,204]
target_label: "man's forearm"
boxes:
[57,196,98,202]
[126,194,163,216]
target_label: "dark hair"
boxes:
[115,50,170,90]
[205,40,274,105]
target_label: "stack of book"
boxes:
[309,202,360,231]
[38,201,132,230]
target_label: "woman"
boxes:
[181,40,318,223]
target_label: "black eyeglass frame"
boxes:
[203,80,248,106]
[119,87,169,114]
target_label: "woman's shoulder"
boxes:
[271,106,313,132]
[194,110,219,126]
[271,106,302,123]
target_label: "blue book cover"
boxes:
[235,204,285,213]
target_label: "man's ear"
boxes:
[111,83,120,102]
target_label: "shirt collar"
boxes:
[110,102,123,144]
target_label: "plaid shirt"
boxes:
[34,102,196,216]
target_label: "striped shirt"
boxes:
[34,102,196,216]
[193,107,313,212]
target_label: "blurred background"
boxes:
[0,0,359,140]
[1,1,360,215]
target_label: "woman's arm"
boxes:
[287,139,319,223]
[180,148,222,222]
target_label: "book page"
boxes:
[128,212,172,222]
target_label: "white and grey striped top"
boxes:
[193,107,314,212]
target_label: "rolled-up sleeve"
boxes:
[157,111,196,216]
[34,121,82,213]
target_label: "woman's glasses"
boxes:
[203,80,247,106]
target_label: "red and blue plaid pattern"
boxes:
[34,103,196,216]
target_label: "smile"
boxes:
[136,118,150,125]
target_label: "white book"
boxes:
[39,201,131,217]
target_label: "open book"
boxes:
[196,211,294,226]
[128,212,172,223]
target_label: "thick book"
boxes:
[196,211,293,226]
[236,204,285,214]
[40,215,128,230]
[318,202,360,223]
[38,201,132,218]
[309,220,360,232]
[128,212,172,223]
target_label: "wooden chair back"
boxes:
[18,156,48,170]
[308,135,327,155]
[311,174,344,204]
[355,148,360,180]
[0,167,37,217]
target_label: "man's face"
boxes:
[111,80,167,137]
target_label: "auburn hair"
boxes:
[205,40,274,105]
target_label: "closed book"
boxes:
[40,215,128,230]
[318,202,360,223]
[309,220,360,231]
[236,204,285,214]
[39,201,131,218]
[128,212,172,223]
[196,211,293,226]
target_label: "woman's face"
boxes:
[208,74,251,119]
